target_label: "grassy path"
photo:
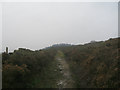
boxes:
[32,50,74,88]
[55,50,75,88]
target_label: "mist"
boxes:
[2,2,118,52]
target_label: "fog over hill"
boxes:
[2,2,118,52]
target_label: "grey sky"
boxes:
[2,2,118,52]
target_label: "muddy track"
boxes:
[55,51,74,88]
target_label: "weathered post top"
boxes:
[6,47,8,54]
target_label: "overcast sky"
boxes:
[2,2,118,52]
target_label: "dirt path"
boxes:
[34,50,74,88]
[55,51,74,88]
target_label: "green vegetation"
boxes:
[2,37,119,88]
[60,38,119,88]
[2,48,61,88]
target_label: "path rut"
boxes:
[55,51,74,88]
